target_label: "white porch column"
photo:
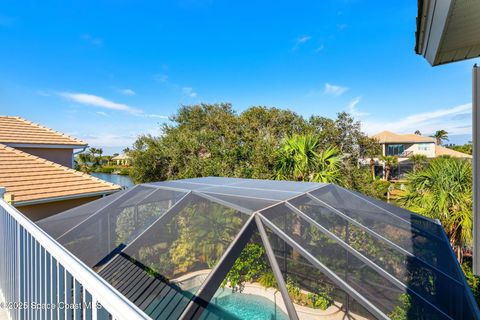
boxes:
[473,64,480,274]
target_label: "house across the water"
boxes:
[372,130,471,159]
[359,130,471,179]
[0,116,121,220]
[111,153,132,166]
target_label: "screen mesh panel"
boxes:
[36,177,478,320]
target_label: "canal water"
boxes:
[91,172,135,188]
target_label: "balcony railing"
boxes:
[0,188,149,320]
[399,150,413,157]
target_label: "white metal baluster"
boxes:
[73,279,80,320]
[66,271,72,320]
[58,264,65,320]
[33,239,37,320]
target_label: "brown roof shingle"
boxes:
[435,145,472,159]
[372,131,435,144]
[0,116,87,146]
[0,143,121,204]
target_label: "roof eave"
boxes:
[4,142,88,149]
[12,189,121,207]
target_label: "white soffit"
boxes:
[416,0,480,66]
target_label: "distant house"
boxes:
[0,116,87,168]
[111,153,132,166]
[372,130,471,159]
[360,130,471,179]
[0,116,121,220]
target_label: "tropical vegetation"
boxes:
[431,129,449,146]
[380,155,398,181]
[447,142,472,155]
[409,154,428,173]
[75,147,131,175]
[400,157,472,263]
[126,103,479,308]
[128,103,380,190]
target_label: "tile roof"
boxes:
[0,143,121,204]
[0,116,87,146]
[435,145,472,158]
[372,130,435,144]
[112,154,131,160]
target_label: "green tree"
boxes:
[399,157,472,262]
[237,106,310,178]
[128,104,378,185]
[414,130,421,135]
[409,154,427,172]
[380,155,398,181]
[129,135,169,183]
[431,130,449,145]
[87,147,103,167]
[274,134,342,183]
[76,152,93,172]
[309,112,378,159]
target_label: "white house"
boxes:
[372,130,471,160]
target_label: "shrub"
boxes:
[258,271,277,289]
[286,279,302,302]
[96,166,116,173]
[389,294,411,320]
[222,243,267,290]
[307,292,332,310]
[118,167,131,175]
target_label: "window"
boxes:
[418,143,429,151]
[386,144,404,156]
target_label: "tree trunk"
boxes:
[370,158,375,180]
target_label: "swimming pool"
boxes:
[200,288,289,320]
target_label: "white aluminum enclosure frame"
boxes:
[36,177,480,319]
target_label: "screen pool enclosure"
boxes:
[38,177,479,320]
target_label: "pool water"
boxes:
[201,289,289,320]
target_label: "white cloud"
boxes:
[323,83,348,96]
[362,103,472,136]
[78,125,162,150]
[347,97,368,117]
[79,133,137,148]
[60,92,169,120]
[145,114,169,119]
[119,88,136,96]
[315,45,324,53]
[153,74,169,83]
[81,34,103,46]
[293,35,312,50]
[182,87,197,98]
[59,92,142,114]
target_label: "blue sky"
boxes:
[0,1,478,154]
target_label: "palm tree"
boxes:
[369,158,376,180]
[274,134,342,183]
[409,154,427,172]
[431,130,449,145]
[380,155,398,181]
[414,130,421,135]
[399,157,472,262]
[76,153,93,172]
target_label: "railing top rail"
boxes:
[0,198,150,320]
